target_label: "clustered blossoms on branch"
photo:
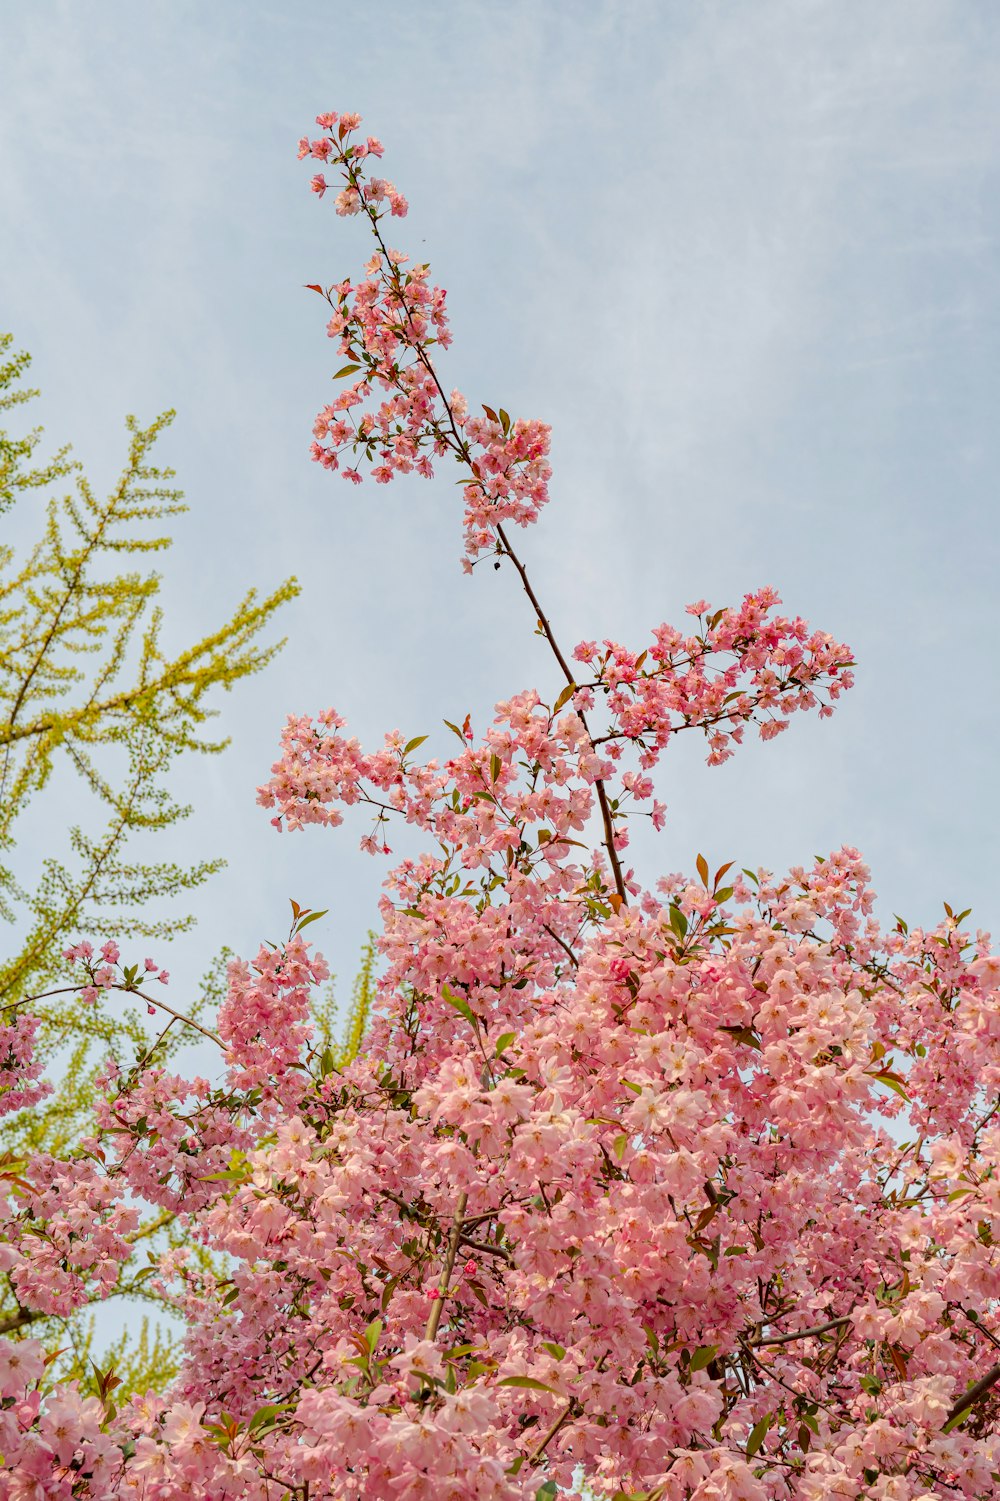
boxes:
[299,113,552,568]
[1,108,998,1501]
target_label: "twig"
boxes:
[339,163,629,904]
[457,1234,512,1264]
[527,1397,580,1466]
[541,922,579,969]
[424,1192,468,1341]
[495,525,627,905]
[752,1315,853,1348]
[5,982,222,1048]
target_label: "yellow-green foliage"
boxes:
[0,334,301,1387]
[0,334,299,1015]
[311,931,378,1071]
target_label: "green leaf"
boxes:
[669,905,688,939]
[871,1071,910,1102]
[364,1318,383,1352]
[248,1402,291,1433]
[688,1344,717,1372]
[541,1342,566,1360]
[498,1376,561,1393]
[719,1025,762,1051]
[403,735,428,756]
[494,1032,516,1057]
[613,1133,628,1161]
[295,908,328,932]
[746,1413,771,1457]
[552,681,578,714]
[332,363,362,379]
[442,983,477,1026]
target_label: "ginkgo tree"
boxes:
[0,339,299,1382]
[1,113,998,1501]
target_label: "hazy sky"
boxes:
[3,0,999,1043]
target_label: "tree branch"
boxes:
[424,1192,468,1342]
[945,1362,1000,1426]
[752,1315,852,1348]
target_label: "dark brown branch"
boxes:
[0,1308,39,1336]
[541,922,579,969]
[752,1315,853,1348]
[945,1362,1000,1426]
[457,1234,512,1264]
[4,982,221,1047]
[495,524,627,905]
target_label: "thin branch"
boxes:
[4,982,222,1047]
[337,180,629,905]
[752,1315,853,1348]
[495,524,627,904]
[527,1397,580,1466]
[457,1234,512,1264]
[541,922,578,969]
[424,1192,468,1342]
[0,1308,38,1336]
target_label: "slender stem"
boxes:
[493,524,575,684]
[752,1315,853,1348]
[527,1397,580,1466]
[424,1192,468,1342]
[457,1234,511,1264]
[541,922,579,969]
[4,982,222,1048]
[338,174,628,904]
[494,524,626,902]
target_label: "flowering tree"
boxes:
[1,111,999,1500]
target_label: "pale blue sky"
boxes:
[3,0,999,1027]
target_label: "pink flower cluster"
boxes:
[574,586,854,769]
[7,857,1000,1498]
[2,1153,137,1317]
[63,939,169,1010]
[218,936,327,1106]
[0,1010,50,1118]
[257,587,851,865]
[301,112,553,562]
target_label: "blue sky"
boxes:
[3,0,1000,1030]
